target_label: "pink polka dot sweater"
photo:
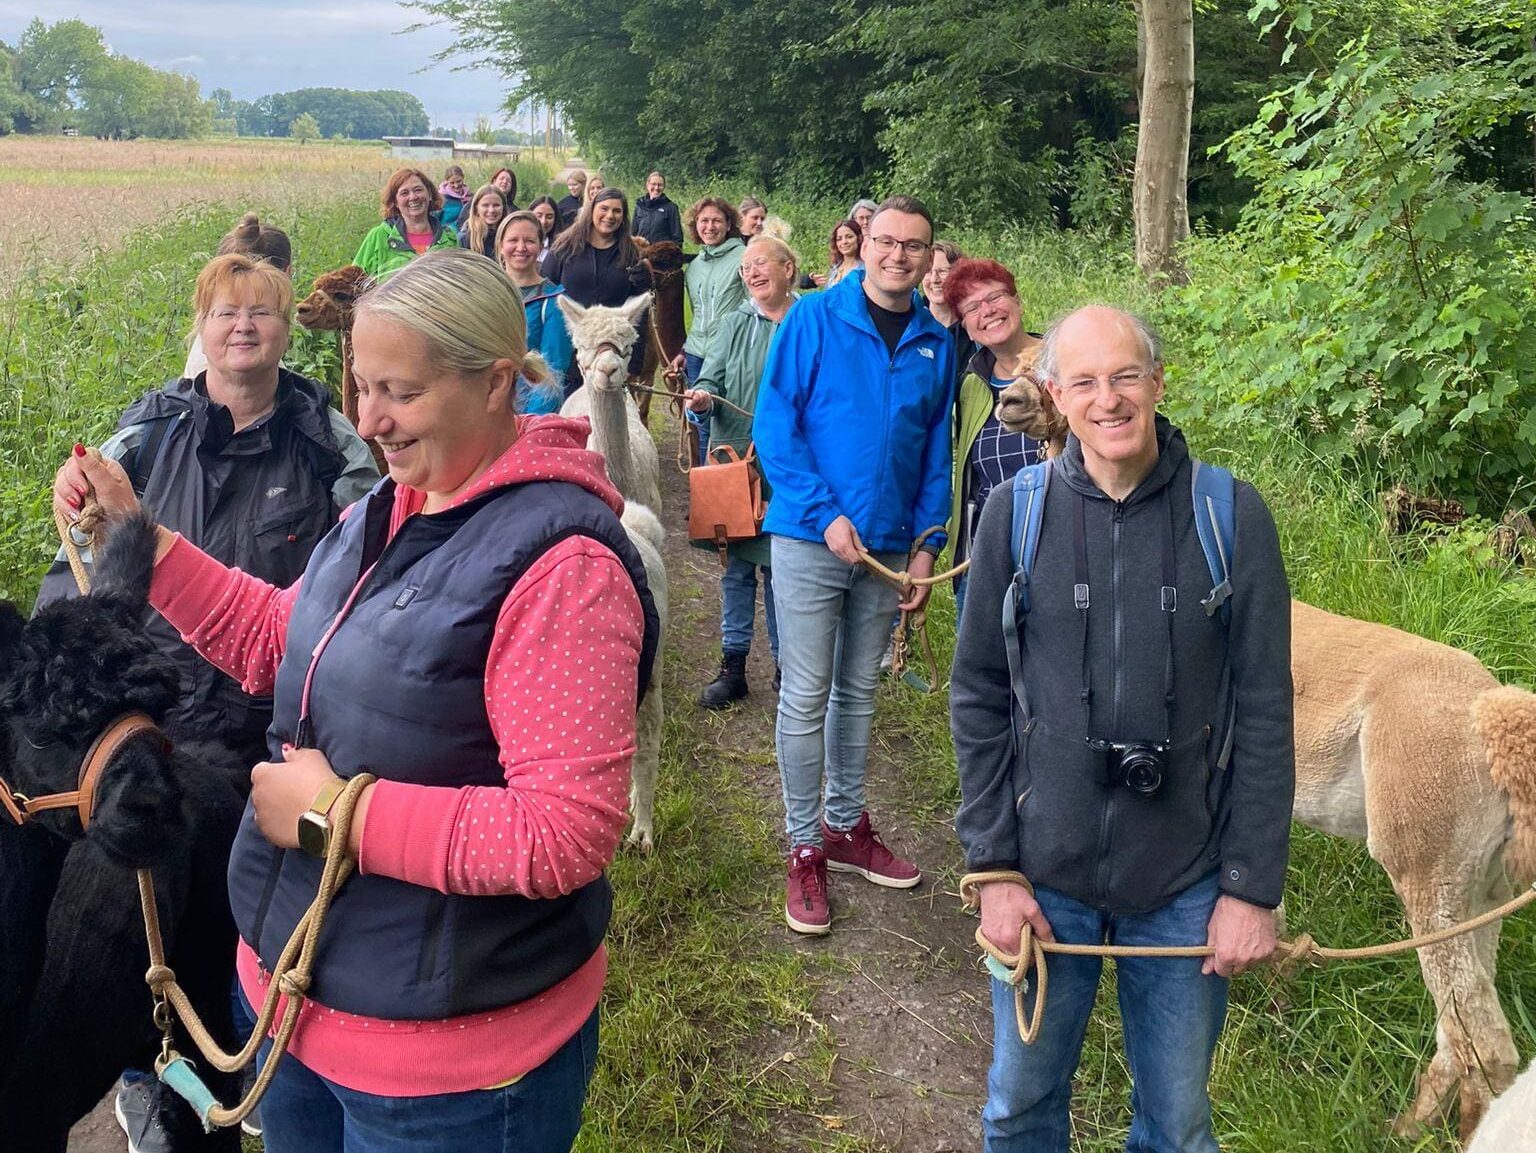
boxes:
[148,415,645,1095]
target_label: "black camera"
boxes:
[1086,738,1168,798]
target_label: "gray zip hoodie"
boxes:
[950,418,1294,912]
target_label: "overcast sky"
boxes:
[0,1,519,131]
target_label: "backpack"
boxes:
[1002,457,1236,748]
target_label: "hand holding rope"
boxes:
[959,870,1536,1045]
[854,526,970,691]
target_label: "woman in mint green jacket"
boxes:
[674,197,747,466]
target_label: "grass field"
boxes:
[2,142,1532,1152]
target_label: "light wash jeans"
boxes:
[770,534,903,847]
[983,872,1228,1153]
[721,555,779,661]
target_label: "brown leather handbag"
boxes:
[688,444,767,565]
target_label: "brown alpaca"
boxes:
[994,386,1536,1138]
[296,265,381,467]
[632,238,687,426]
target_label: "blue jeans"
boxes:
[983,873,1228,1153]
[721,555,779,661]
[770,535,903,847]
[235,990,598,1153]
[684,351,708,466]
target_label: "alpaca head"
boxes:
[995,371,1069,447]
[297,265,371,332]
[636,239,685,278]
[557,293,651,392]
[0,515,183,865]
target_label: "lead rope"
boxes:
[855,527,971,692]
[959,870,1536,1045]
[56,485,373,1132]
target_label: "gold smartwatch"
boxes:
[297,778,347,858]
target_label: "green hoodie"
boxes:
[690,294,794,567]
[353,216,458,280]
[682,236,747,358]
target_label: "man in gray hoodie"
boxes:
[950,306,1294,1153]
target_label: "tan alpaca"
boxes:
[994,382,1536,1137]
[557,293,668,851]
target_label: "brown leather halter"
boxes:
[0,712,165,830]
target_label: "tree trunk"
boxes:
[1133,0,1194,288]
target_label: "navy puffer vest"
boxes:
[227,476,660,1020]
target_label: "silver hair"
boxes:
[1035,306,1163,384]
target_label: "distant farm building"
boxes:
[383,138,521,162]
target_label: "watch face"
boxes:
[297,812,330,858]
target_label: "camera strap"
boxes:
[1070,488,1179,744]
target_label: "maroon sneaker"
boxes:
[785,845,831,935]
[822,812,921,889]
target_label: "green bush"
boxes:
[1159,12,1536,511]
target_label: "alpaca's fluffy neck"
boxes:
[587,370,641,500]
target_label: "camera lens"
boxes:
[1120,750,1163,797]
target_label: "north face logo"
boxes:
[918,348,935,360]
[266,486,288,499]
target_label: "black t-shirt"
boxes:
[865,294,914,358]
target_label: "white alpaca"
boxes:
[557,292,667,850]
[1466,1057,1536,1152]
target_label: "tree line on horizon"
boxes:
[0,18,430,142]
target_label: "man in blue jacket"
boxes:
[755,195,954,936]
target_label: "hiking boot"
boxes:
[115,1071,176,1153]
[785,845,831,935]
[822,812,921,889]
[238,1063,263,1137]
[698,650,749,710]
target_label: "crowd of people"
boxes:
[47,164,1294,1153]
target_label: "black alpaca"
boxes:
[0,515,248,1152]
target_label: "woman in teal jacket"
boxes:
[497,211,573,415]
[354,167,458,280]
[681,234,799,708]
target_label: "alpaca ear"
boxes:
[556,294,587,327]
[620,293,652,329]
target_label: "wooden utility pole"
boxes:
[1133,0,1194,287]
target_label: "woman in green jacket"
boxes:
[354,167,459,279]
[681,234,798,708]
[672,196,747,466]
[943,257,1048,617]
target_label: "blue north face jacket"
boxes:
[753,268,954,553]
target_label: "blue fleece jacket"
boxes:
[754,268,954,552]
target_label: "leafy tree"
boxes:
[289,111,321,143]
[14,18,105,131]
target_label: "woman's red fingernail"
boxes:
[72,443,86,457]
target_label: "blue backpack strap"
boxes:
[1191,460,1235,627]
[1002,461,1053,724]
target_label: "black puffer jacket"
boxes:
[633,194,683,245]
[950,418,1295,913]
[36,371,374,761]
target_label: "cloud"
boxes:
[0,1,513,127]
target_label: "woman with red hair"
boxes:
[942,257,1047,614]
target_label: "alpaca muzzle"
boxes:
[0,712,166,830]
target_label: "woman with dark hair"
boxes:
[807,219,862,289]
[528,195,563,261]
[354,167,457,279]
[541,186,653,397]
[490,166,518,209]
[941,257,1046,612]
[458,184,508,260]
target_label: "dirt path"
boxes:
[650,411,990,1151]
